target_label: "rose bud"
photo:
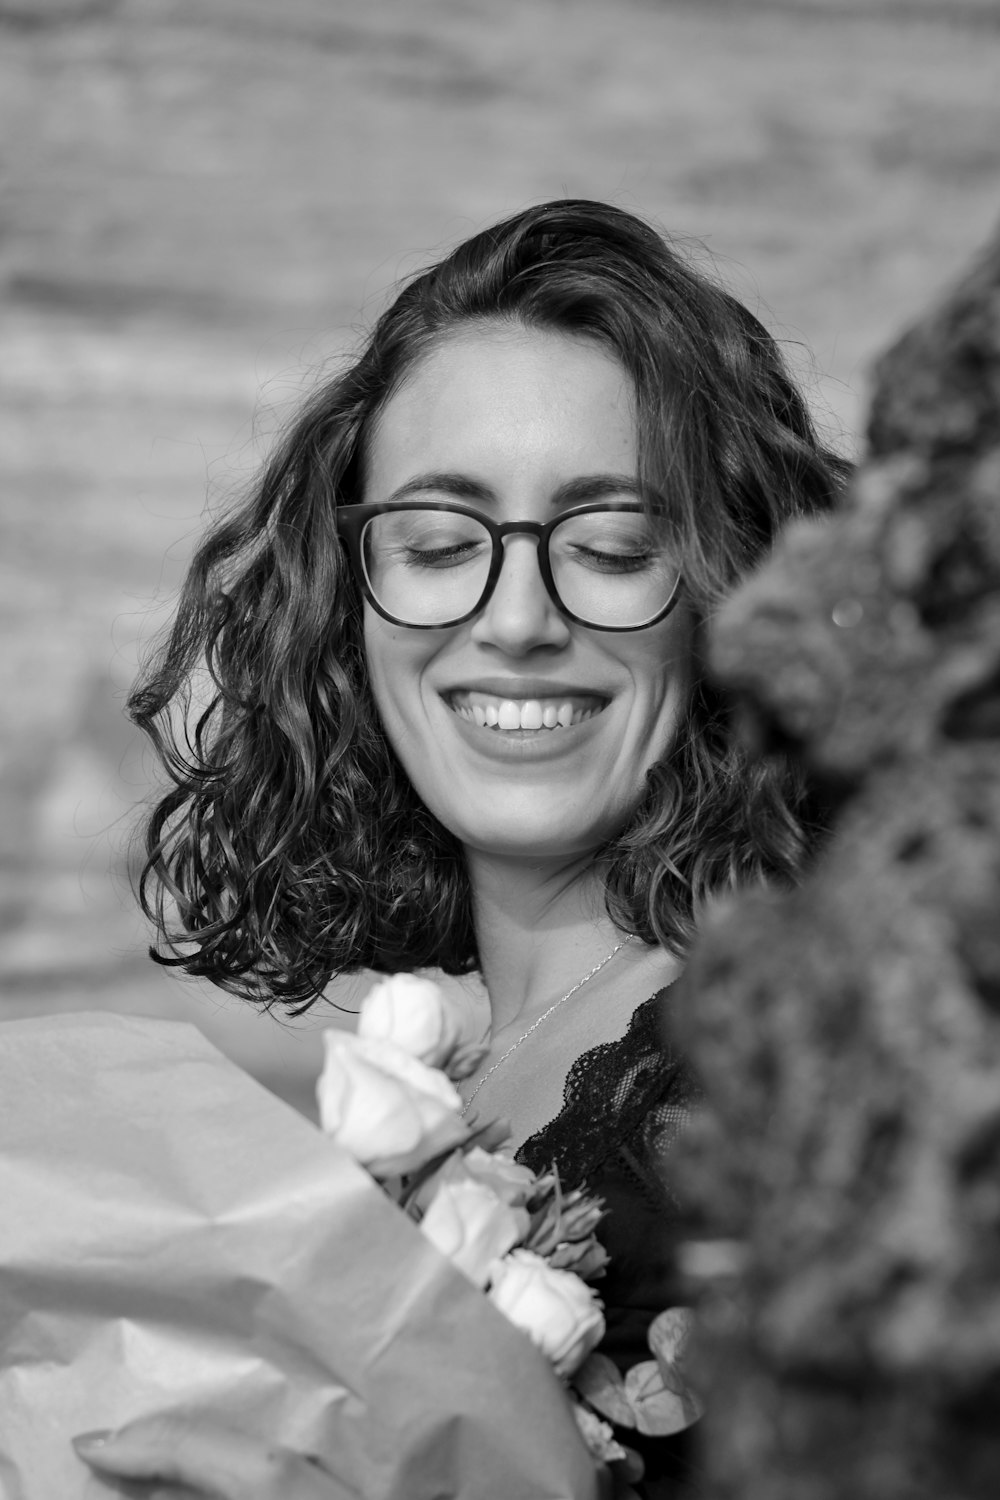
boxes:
[458,1147,538,1205]
[412,1146,538,1216]
[487,1249,606,1379]
[357,974,476,1071]
[419,1178,530,1287]
[317,1031,468,1178]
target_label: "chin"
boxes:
[455,814,628,864]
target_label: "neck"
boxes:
[466,848,626,1031]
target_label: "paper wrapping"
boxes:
[0,1012,598,1500]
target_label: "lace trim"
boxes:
[514,988,695,1195]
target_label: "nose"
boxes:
[469,534,571,656]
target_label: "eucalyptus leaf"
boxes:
[624,1359,700,1437]
[572,1352,636,1428]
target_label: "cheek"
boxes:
[362,619,406,742]
[362,615,436,755]
[630,613,696,736]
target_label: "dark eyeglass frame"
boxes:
[335,500,684,633]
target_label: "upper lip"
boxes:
[443,679,610,699]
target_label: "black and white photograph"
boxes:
[2,2,999,1496]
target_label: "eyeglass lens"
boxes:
[360,508,679,628]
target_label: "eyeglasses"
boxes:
[336,501,683,632]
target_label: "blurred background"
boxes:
[2,0,998,1119]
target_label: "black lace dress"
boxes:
[516,989,701,1497]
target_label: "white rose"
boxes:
[317,1031,468,1177]
[419,1178,530,1287]
[412,1145,538,1216]
[488,1249,606,1378]
[459,1147,538,1206]
[357,974,473,1070]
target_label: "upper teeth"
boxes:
[450,693,604,731]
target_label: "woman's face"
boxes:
[361,324,694,864]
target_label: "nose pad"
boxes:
[469,535,569,651]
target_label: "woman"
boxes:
[78,200,849,1497]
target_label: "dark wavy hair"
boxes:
[129,199,851,1010]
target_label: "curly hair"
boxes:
[129,199,851,1010]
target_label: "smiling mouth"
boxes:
[447,691,608,731]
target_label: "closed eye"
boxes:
[565,543,658,574]
[398,540,487,568]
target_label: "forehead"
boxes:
[362,324,637,500]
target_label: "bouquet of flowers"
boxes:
[315,973,617,1455]
[317,974,702,1473]
[0,980,700,1497]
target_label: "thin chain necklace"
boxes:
[460,935,634,1118]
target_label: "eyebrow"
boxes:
[383,472,644,508]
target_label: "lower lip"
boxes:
[443,703,607,759]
